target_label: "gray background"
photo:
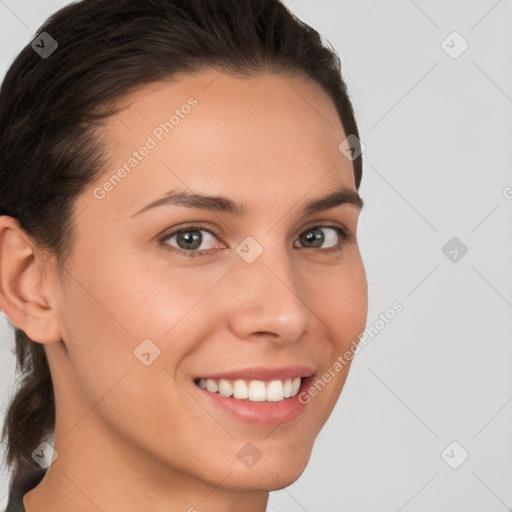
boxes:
[1,1,511,511]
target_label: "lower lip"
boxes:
[194,376,315,426]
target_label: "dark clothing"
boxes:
[4,468,47,512]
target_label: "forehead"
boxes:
[83,70,356,217]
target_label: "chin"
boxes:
[217,443,314,492]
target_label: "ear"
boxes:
[0,215,62,344]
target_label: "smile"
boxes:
[194,377,302,402]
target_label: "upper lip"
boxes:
[194,365,315,382]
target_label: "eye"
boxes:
[160,225,221,257]
[159,223,352,257]
[294,225,351,254]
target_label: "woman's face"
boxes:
[44,70,367,491]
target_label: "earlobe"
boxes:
[0,216,62,344]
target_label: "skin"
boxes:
[0,69,368,512]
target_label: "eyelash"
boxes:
[159,223,353,258]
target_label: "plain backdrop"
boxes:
[1,1,511,511]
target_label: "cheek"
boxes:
[59,256,224,414]
[309,258,368,346]
[58,267,204,461]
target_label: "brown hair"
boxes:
[0,0,363,486]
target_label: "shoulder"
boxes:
[4,467,47,512]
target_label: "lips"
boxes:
[193,365,315,382]
[193,370,317,425]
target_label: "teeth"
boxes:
[197,377,303,402]
[206,379,218,393]
[218,379,233,397]
[291,377,301,396]
[266,380,284,402]
[283,379,292,398]
[233,379,249,399]
[248,380,267,401]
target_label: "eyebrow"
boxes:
[131,185,363,218]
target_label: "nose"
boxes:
[224,245,313,343]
